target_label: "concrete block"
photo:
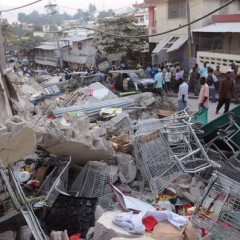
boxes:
[111,237,155,240]
[5,116,26,132]
[117,153,136,184]
[175,187,184,198]
[118,184,131,193]
[0,126,36,168]
[0,123,7,135]
[95,205,104,222]
[182,191,198,204]
[94,211,144,240]
[189,186,202,200]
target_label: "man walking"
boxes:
[177,78,188,111]
[154,69,164,97]
[216,71,234,114]
[198,77,209,113]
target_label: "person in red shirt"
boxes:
[216,71,234,114]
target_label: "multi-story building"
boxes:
[62,35,96,69]
[135,0,240,70]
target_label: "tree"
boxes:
[94,15,148,63]
[97,9,114,19]
[88,3,97,15]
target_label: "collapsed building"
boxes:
[0,70,240,240]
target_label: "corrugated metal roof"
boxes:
[61,35,93,42]
[152,35,188,54]
[192,22,240,33]
[35,42,68,50]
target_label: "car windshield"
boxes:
[135,70,147,79]
[129,72,140,80]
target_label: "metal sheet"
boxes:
[192,22,240,33]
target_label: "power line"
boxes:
[0,0,42,13]
[56,0,235,39]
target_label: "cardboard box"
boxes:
[151,221,185,240]
[151,221,198,240]
[157,110,175,119]
[111,135,133,153]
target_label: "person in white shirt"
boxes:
[165,68,171,92]
[178,78,189,111]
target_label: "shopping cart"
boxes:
[191,172,240,240]
[68,161,116,211]
[134,130,182,197]
[0,161,47,240]
[204,113,240,161]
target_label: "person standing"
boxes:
[165,68,171,92]
[216,71,234,114]
[198,62,208,78]
[177,78,188,111]
[214,65,222,91]
[207,68,218,103]
[188,65,197,92]
[198,77,209,113]
[154,69,164,97]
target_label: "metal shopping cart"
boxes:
[0,161,47,240]
[191,172,240,240]
[134,130,182,197]
[68,161,117,211]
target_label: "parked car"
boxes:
[80,74,103,86]
[21,59,29,66]
[5,55,15,63]
[111,70,155,92]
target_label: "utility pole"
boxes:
[0,21,6,75]
[45,2,63,67]
[187,0,192,59]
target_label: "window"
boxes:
[168,0,186,19]
[163,37,180,49]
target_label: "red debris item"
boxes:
[70,233,81,240]
[201,228,207,237]
[142,215,158,232]
[172,179,177,183]
[48,116,55,120]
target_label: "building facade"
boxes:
[136,0,240,69]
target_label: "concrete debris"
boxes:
[0,116,36,168]
[117,153,136,184]
[2,70,239,240]
[94,210,144,240]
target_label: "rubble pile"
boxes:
[0,72,240,240]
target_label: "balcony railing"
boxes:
[35,56,58,67]
[197,51,240,72]
[63,54,87,64]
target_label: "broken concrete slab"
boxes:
[117,153,137,184]
[46,139,112,165]
[94,210,147,240]
[0,124,36,168]
[111,237,155,240]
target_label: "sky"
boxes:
[0,0,138,22]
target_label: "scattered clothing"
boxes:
[113,210,188,234]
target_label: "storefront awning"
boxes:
[152,35,188,54]
[192,22,240,33]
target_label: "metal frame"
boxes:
[191,172,240,240]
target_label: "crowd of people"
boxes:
[13,57,240,115]
[144,61,239,115]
